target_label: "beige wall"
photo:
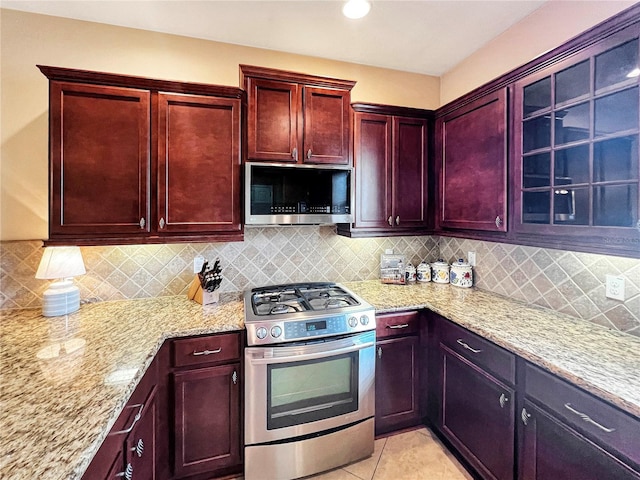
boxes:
[440,0,636,105]
[0,9,440,241]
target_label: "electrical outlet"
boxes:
[194,255,205,274]
[468,251,476,267]
[605,275,625,301]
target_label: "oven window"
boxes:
[267,352,358,430]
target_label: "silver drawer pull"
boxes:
[387,216,393,226]
[388,324,409,329]
[521,408,531,425]
[564,403,616,433]
[132,438,144,457]
[499,393,509,408]
[192,347,222,356]
[456,339,482,353]
[111,404,144,435]
[116,463,133,480]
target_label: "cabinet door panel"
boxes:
[353,112,392,229]
[440,88,507,232]
[441,345,514,480]
[393,116,429,228]
[519,400,640,480]
[375,336,420,435]
[157,93,241,234]
[246,78,299,162]
[50,81,150,236]
[303,87,351,164]
[125,387,157,480]
[173,363,241,478]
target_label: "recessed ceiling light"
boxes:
[343,0,371,19]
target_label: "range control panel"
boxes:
[246,309,375,346]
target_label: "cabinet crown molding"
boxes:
[37,65,244,99]
[239,64,356,91]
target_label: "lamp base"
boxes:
[42,280,81,317]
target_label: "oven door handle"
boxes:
[247,340,374,365]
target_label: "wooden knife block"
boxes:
[187,276,219,305]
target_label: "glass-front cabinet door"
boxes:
[513,25,640,250]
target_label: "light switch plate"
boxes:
[468,251,476,267]
[194,255,205,274]
[605,275,625,301]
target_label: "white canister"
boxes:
[416,261,431,282]
[405,262,417,283]
[450,259,473,288]
[431,260,450,284]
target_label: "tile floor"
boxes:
[237,427,473,480]
[306,427,473,480]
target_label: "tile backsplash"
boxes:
[1,227,637,337]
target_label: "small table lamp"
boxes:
[36,246,86,316]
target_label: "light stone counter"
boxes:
[345,280,640,419]
[1,283,639,479]
[0,296,244,480]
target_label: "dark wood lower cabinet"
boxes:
[375,335,420,435]
[173,363,241,478]
[439,345,515,480]
[519,400,640,480]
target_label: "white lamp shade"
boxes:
[36,246,86,279]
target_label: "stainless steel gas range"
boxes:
[243,282,376,480]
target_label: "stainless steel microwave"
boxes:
[245,162,354,225]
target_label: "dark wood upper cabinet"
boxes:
[511,25,640,254]
[39,65,244,245]
[48,81,151,238]
[437,88,508,233]
[241,65,355,165]
[338,103,431,237]
[156,93,241,235]
[434,5,640,257]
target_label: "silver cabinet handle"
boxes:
[139,218,145,229]
[387,216,393,226]
[192,347,222,356]
[395,216,400,225]
[499,393,509,408]
[116,463,133,480]
[564,403,616,433]
[132,438,144,457]
[495,216,502,228]
[521,408,531,426]
[456,339,482,353]
[377,347,382,359]
[292,147,298,161]
[388,324,409,329]
[159,217,165,229]
[112,404,144,435]
[232,370,238,385]
[307,148,312,160]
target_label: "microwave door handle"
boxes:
[247,340,374,365]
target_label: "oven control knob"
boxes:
[256,327,268,340]
[271,326,283,338]
[360,315,369,326]
[348,316,358,328]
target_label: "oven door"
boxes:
[245,330,375,445]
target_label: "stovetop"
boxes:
[244,282,376,345]
[249,283,360,317]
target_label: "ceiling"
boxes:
[1,0,548,76]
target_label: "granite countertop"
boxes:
[1,282,639,479]
[345,280,640,418]
[0,296,244,480]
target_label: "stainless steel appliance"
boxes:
[244,282,376,480]
[245,162,354,225]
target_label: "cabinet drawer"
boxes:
[172,332,240,368]
[525,363,640,469]
[437,317,515,384]
[376,311,420,339]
